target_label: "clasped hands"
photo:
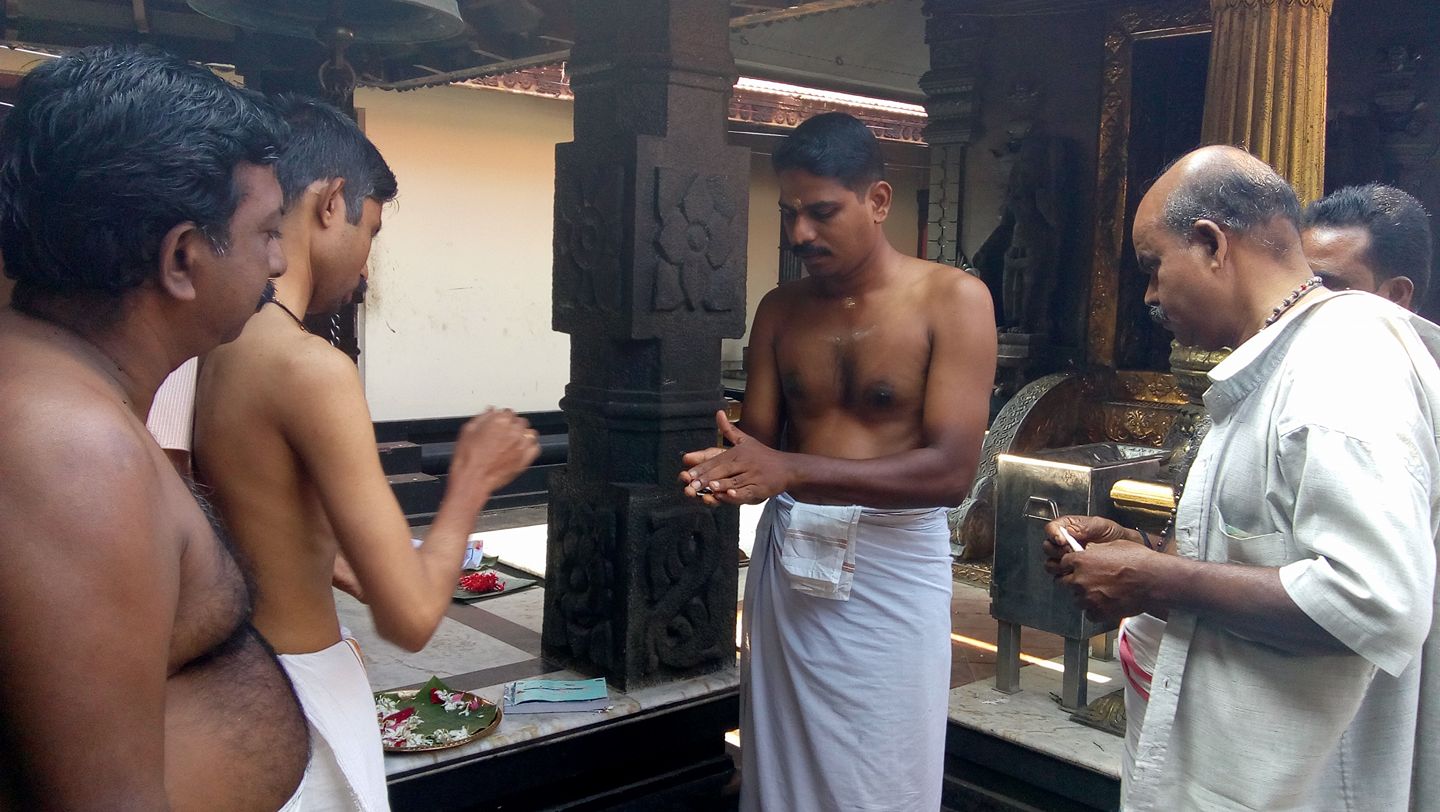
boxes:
[679,411,790,507]
[1042,516,1165,624]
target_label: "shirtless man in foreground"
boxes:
[681,112,996,812]
[0,46,306,809]
[195,97,538,810]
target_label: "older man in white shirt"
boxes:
[1044,145,1440,810]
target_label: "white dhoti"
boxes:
[278,639,390,812]
[741,493,952,812]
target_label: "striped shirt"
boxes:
[146,357,198,452]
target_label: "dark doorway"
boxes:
[1116,32,1210,370]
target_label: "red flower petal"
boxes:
[384,707,416,725]
[459,571,504,593]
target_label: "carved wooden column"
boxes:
[1201,0,1333,202]
[543,0,746,690]
[920,4,985,267]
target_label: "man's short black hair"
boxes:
[1304,183,1433,300]
[771,112,885,192]
[0,45,285,304]
[272,95,397,223]
[1159,148,1302,253]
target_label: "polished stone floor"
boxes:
[346,503,1121,781]
[367,506,1069,685]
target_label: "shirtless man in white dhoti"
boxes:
[194,97,538,811]
[0,46,309,809]
[680,112,996,811]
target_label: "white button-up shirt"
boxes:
[1126,291,1440,811]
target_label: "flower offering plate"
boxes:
[375,677,501,752]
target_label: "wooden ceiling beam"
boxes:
[731,0,896,29]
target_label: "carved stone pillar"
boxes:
[920,3,985,267]
[543,0,745,690]
[1201,0,1333,202]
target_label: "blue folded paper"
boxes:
[502,678,611,714]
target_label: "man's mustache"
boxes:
[353,277,368,299]
[790,244,830,259]
[1148,303,1170,326]
[256,279,277,311]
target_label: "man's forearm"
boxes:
[784,446,974,509]
[1149,555,1348,655]
[424,491,490,575]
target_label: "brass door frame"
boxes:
[1086,0,1212,368]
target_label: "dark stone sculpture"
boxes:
[975,133,1072,336]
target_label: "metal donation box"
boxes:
[993,442,1169,709]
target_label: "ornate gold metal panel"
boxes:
[1101,401,1180,447]
[1114,370,1189,404]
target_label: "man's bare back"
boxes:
[194,97,538,664]
[0,311,306,810]
[196,309,360,654]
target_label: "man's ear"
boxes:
[317,177,348,228]
[868,180,893,224]
[1192,218,1227,270]
[1377,275,1415,310]
[157,221,204,302]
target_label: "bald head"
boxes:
[1132,146,1318,350]
[1155,145,1303,253]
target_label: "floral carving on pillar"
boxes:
[555,161,625,315]
[653,169,740,313]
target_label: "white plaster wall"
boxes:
[357,84,926,416]
[356,85,573,419]
[728,151,783,364]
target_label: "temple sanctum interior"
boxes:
[3,0,1438,809]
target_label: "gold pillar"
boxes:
[1201,0,1333,203]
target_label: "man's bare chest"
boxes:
[774,317,931,417]
[169,483,252,672]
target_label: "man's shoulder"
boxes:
[0,379,159,501]
[215,314,360,393]
[280,331,361,385]
[1271,292,1440,432]
[1293,292,1436,363]
[909,259,990,301]
[760,278,809,306]
[1302,289,1418,327]
[0,364,132,439]
[0,320,160,472]
[900,261,994,328]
